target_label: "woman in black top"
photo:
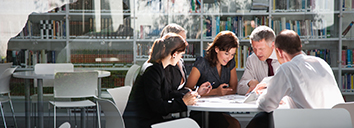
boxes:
[132,33,210,128]
[140,23,189,93]
[186,31,241,128]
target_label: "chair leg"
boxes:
[54,106,56,128]
[8,99,18,128]
[0,103,7,128]
[31,103,36,128]
[81,108,86,128]
[74,108,77,128]
[96,102,101,128]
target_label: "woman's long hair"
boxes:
[205,31,239,67]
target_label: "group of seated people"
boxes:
[124,24,345,128]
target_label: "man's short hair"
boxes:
[250,26,275,47]
[275,30,302,55]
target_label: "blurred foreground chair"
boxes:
[333,102,354,127]
[97,98,125,128]
[107,86,131,115]
[58,122,71,128]
[49,71,99,128]
[151,118,200,128]
[124,64,141,87]
[101,64,140,99]
[273,108,353,128]
[0,67,17,128]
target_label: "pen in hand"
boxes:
[194,86,199,92]
[194,86,201,98]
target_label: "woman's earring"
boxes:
[173,56,176,59]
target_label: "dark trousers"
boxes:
[246,112,274,128]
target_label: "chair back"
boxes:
[34,63,74,87]
[54,72,98,98]
[0,67,17,94]
[107,86,132,114]
[124,64,141,86]
[0,63,12,75]
[151,118,200,128]
[333,102,354,127]
[97,98,125,128]
[34,63,74,74]
[273,108,353,128]
[58,122,71,128]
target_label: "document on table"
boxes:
[196,95,252,104]
[241,76,274,103]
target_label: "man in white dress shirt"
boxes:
[246,30,345,128]
[238,26,280,95]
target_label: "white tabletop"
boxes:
[13,70,111,79]
[188,95,262,112]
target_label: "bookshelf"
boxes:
[5,0,354,95]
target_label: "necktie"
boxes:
[266,59,274,76]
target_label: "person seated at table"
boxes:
[186,31,241,128]
[246,30,345,128]
[132,33,211,128]
[140,23,190,102]
[237,26,280,95]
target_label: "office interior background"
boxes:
[1,0,354,127]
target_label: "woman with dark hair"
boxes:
[186,31,241,128]
[140,23,190,99]
[132,33,210,128]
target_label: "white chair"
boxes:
[101,64,140,99]
[33,63,74,87]
[0,67,17,128]
[97,98,125,128]
[49,71,99,128]
[58,122,71,128]
[151,118,200,128]
[0,63,12,75]
[106,86,132,115]
[332,102,354,127]
[31,63,74,126]
[273,108,353,128]
[124,64,141,87]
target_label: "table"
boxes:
[188,95,262,128]
[13,70,110,128]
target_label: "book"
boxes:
[342,46,347,67]
[342,21,354,37]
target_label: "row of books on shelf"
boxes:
[342,73,354,92]
[15,17,134,39]
[272,0,336,12]
[203,16,268,39]
[341,47,354,68]
[82,17,133,39]
[272,18,329,39]
[69,0,130,13]
[69,0,94,11]
[343,0,354,11]
[6,50,56,68]
[41,20,67,39]
[234,45,252,69]
[15,19,67,39]
[304,49,331,65]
